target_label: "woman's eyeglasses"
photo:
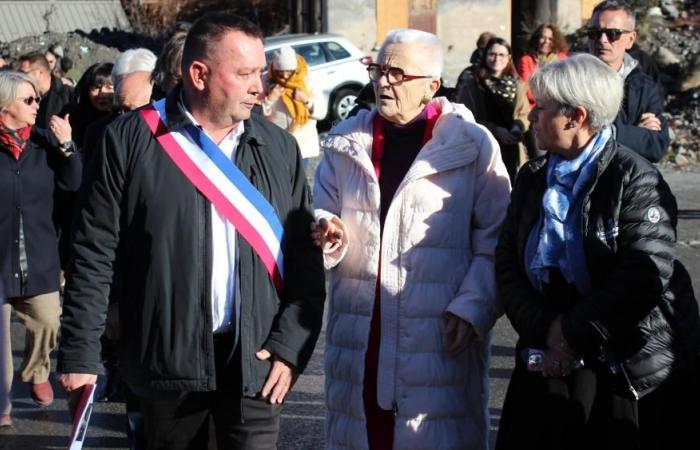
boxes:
[366,64,431,85]
[20,96,41,106]
[586,27,633,42]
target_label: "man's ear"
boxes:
[188,61,208,91]
[624,31,637,50]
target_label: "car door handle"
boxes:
[326,70,336,75]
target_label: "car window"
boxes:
[323,42,351,61]
[293,44,327,66]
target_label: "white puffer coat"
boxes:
[314,98,512,450]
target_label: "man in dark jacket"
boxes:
[58,12,325,449]
[18,53,73,129]
[588,1,670,162]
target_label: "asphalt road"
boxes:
[1,166,699,450]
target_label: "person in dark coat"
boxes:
[0,71,81,426]
[495,54,700,450]
[587,1,669,162]
[57,12,325,449]
[454,37,530,183]
[18,53,73,129]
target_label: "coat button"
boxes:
[15,170,20,175]
[15,206,20,210]
[14,273,19,278]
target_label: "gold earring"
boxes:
[421,92,432,105]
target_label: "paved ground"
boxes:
[1,166,698,450]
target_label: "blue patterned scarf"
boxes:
[526,126,612,295]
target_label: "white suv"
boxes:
[264,33,370,121]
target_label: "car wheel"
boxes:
[331,88,359,121]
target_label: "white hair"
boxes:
[0,71,37,111]
[530,53,623,132]
[378,28,443,78]
[112,48,157,86]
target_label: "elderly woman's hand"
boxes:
[310,217,345,253]
[49,114,72,146]
[444,312,476,357]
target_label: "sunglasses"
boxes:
[20,96,41,106]
[586,27,633,42]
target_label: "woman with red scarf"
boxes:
[0,71,81,427]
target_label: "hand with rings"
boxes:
[48,114,72,145]
[542,349,573,378]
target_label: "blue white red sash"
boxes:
[140,98,284,292]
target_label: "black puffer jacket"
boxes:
[496,136,700,398]
[58,88,326,395]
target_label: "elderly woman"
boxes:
[0,71,81,426]
[261,45,325,166]
[455,37,529,183]
[495,54,700,450]
[311,29,511,449]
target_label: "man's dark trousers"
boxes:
[139,333,282,450]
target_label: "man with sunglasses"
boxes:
[588,0,669,162]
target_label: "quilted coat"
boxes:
[314,97,512,449]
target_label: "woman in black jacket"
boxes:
[495,54,700,450]
[0,71,81,426]
[454,37,529,183]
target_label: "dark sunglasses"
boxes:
[586,27,633,42]
[20,96,41,106]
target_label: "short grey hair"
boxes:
[112,48,157,86]
[0,71,37,111]
[530,53,623,132]
[379,28,443,78]
[592,0,636,29]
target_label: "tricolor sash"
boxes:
[140,98,284,292]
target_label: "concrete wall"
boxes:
[438,0,510,85]
[326,0,510,87]
[326,0,377,54]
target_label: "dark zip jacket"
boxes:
[496,136,700,398]
[0,127,81,298]
[615,65,670,163]
[58,88,325,395]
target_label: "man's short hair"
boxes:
[181,11,263,74]
[18,52,50,71]
[592,0,636,29]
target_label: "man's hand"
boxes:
[443,312,475,357]
[58,373,97,392]
[256,349,297,404]
[310,217,344,253]
[637,112,662,131]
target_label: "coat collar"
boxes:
[321,97,485,182]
